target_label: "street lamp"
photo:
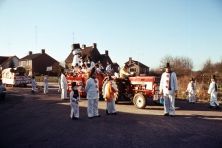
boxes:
[138,53,144,76]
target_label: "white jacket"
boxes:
[187,82,197,94]
[60,74,67,89]
[85,78,99,99]
[159,71,178,95]
[208,82,218,95]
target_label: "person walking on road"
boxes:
[104,76,117,115]
[159,63,178,117]
[208,75,220,109]
[70,82,80,120]
[43,74,49,94]
[186,78,197,103]
[60,69,68,100]
[31,76,36,93]
[85,68,101,119]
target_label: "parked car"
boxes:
[0,80,6,100]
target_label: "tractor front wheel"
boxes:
[133,93,146,109]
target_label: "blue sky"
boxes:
[0,0,222,71]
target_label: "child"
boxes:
[186,78,197,103]
[104,76,117,115]
[208,75,220,109]
[31,76,36,93]
[85,68,101,119]
[70,82,80,119]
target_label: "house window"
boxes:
[22,61,25,66]
[26,60,29,65]
[130,68,136,72]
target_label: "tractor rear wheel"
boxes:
[133,93,146,109]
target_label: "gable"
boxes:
[65,46,100,63]
[20,54,41,60]
[125,60,149,68]
[0,56,19,66]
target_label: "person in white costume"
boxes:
[88,56,95,71]
[31,76,36,93]
[71,44,82,67]
[104,76,117,115]
[98,62,105,72]
[70,82,80,120]
[85,68,101,119]
[186,78,197,103]
[208,75,220,109]
[43,74,49,94]
[106,62,113,75]
[159,63,178,117]
[60,69,68,100]
[58,74,61,92]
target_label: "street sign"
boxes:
[46,66,52,71]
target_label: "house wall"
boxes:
[2,57,19,70]
[33,54,59,76]
[90,48,100,62]
[19,60,33,76]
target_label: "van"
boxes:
[2,67,31,87]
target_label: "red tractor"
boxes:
[101,75,161,109]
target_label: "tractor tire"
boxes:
[133,93,147,109]
[101,78,119,104]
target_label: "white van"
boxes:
[2,67,31,86]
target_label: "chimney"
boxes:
[28,51,32,55]
[93,43,97,49]
[41,49,45,54]
[129,57,132,65]
[82,44,86,49]
[105,50,108,56]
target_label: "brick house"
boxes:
[0,56,19,71]
[19,49,60,76]
[125,57,149,76]
[65,43,119,72]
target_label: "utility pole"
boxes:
[8,40,11,55]
[72,32,75,43]
[35,26,37,52]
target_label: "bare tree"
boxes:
[201,58,214,74]
[159,55,193,76]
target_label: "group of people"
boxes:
[59,66,118,120]
[159,62,220,117]
[30,74,49,94]
[69,60,115,79]
[185,71,219,109]
[30,61,220,120]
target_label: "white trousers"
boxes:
[210,93,219,106]
[87,98,99,117]
[61,86,67,99]
[188,93,195,103]
[70,101,79,118]
[44,83,48,94]
[164,94,175,115]
[107,98,116,113]
[58,85,61,92]
[32,85,36,92]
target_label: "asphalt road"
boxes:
[0,83,222,148]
